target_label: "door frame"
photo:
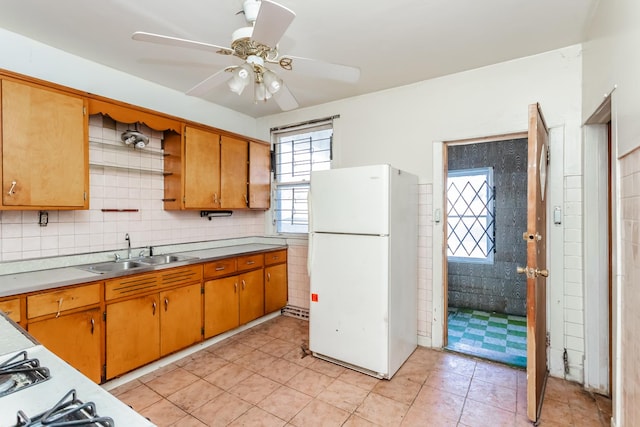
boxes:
[435,131,528,349]
[583,94,615,395]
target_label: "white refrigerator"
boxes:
[308,164,418,379]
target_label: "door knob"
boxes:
[517,266,549,278]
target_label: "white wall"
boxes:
[583,0,640,424]
[258,45,585,370]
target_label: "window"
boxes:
[272,121,333,233]
[447,167,496,263]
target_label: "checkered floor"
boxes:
[446,307,527,368]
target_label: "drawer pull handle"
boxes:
[56,298,64,318]
[152,301,157,315]
[242,279,246,290]
[272,256,279,260]
[215,266,226,271]
[267,273,271,281]
[246,261,255,265]
[165,298,169,311]
[90,318,95,335]
[234,282,238,293]
[8,180,16,196]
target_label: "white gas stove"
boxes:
[0,314,155,427]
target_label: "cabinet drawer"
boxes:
[0,298,21,323]
[27,283,101,319]
[265,250,287,266]
[106,271,160,301]
[203,258,237,279]
[237,254,264,271]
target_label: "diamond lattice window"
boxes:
[447,167,496,263]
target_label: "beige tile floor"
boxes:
[109,315,611,426]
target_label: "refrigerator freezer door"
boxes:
[309,232,389,376]
[310,164,390,235]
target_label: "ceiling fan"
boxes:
[132,0,360,111]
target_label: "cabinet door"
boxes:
[2,79,88,209]
[0,298,21,323]
[220,136,248,209]
[239,269,264,325]
[184,126,221,209]
[160,284,202,356]
[106,294,160,379]
[248,141,271,209]
[204,276,240,338]
[28,308,102,383]
[265,263,287,314]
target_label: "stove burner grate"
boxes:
[14,389,115,427]
[0,351,50,397]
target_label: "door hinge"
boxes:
[201,286,204,295]
[547,145,551,165]
[201,327,205,336]
[103,311,106,321]
[102,364,107,380]
[546,332,550,347]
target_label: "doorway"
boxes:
[444,137,528,368]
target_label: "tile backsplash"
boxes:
[0,115,265,262]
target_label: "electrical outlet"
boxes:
[38,211,48,227]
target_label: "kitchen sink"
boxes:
[136,254,197,265]
[75,253,198,274]
[76,260,147,273]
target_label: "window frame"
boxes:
[269,121,333,236]
[446,166,496,264]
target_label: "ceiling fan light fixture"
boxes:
[227,63,253,95]
[254,81,269,102]
[262,69,282,94]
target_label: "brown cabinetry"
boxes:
[265,249,288,314]
[183,126,221,209]
[104,265,202,379]
[220,135,248,209]
[26,283,102,383]
[1,79,88,210]
[106,293,159,379]
[164,126,270,211]
[203,253,269,339]
[0,297,22,324]
[248,141,271,209]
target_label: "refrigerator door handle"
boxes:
[307,190,314,276]
[307,231,314,277]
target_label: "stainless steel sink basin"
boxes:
[77,260,147,273]
[76,253,198,274]
[137,254,196,265]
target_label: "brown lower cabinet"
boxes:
[106,294,160,379]
[204,268,264,339]
[29,308,102,383]
[8,249,286,383]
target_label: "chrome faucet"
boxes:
[125,233,132,259]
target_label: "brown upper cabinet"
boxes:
[220,135,248,209]
[248,141,271,209]
[183,125,222,209]
[165,124,271,211]
[1,79,89,210]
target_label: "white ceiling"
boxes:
[0,0,598,118]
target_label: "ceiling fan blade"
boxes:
[186,69,233,96]
[273,83,299,111]
[251,0,296,47]
[132,31,234,55]
[279,55,360,83]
